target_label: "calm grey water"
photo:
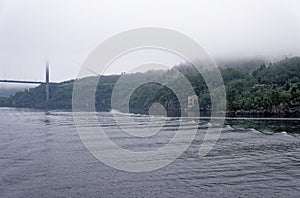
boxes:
[0,108,300,197]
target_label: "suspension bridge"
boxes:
[0,61,50,103]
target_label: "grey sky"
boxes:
[0,0,300,82]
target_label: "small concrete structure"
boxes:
[185,95,199,117]
[187,95,198,110]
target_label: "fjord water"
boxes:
[0,108,300,197]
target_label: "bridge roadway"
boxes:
[0,80,45,84]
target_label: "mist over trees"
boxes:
[1,57,300,117]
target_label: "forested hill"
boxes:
[0,75,120,111]
[0,57,300,116]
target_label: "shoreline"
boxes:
[1,106,300,119]
[225,109,300,118]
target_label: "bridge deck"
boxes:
[0,80,44,84]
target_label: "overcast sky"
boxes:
[0,0,300,82]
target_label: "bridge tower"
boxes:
[46,60,50,104]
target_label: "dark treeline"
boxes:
[0,57,300,116]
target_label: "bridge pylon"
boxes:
[45,61,50,104]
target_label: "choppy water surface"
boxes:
[0,108,300,197]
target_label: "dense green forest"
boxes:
[1,57,300,116]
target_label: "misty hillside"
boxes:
[216,57,267,74]
[0,86,35,97]
[0,57,300,116]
